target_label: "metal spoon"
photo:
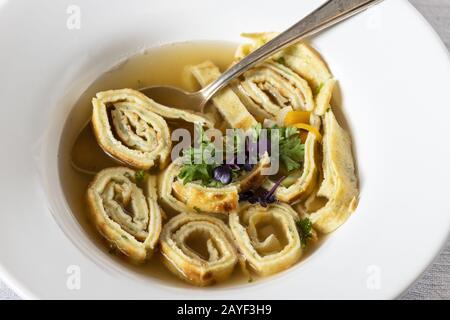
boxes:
[72,0,383,175]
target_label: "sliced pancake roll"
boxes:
[263,115,321,204]
[189,61,257,131]
[233,61,315,122]
[235,32,335,117]
[92,88,212,170]
[160,213,238,286]
[229,203,302,276]
[158,154,271,215]
[86,167,162,262]
[298,110,358,233]
[159,159,240,215]
[281,41,335,116]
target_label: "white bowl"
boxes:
[0,0,449,299]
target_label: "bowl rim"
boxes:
[0,0,449,299]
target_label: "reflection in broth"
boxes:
[71,124,120,175]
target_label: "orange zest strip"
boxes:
[284,111,311,126]
[292,123,323,143]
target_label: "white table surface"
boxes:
[0,0,449,300]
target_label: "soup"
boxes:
[59,35,358,287]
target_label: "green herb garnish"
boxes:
[276,57,286,65]
[135,170,146,184]
[178,163,215,185]
[275,126,305,173]
[178,126,218,185]
[315,82,324,95]
[177,123,303,185]
[193,206,202,213]
[296,218,313,248]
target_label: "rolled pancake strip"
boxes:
[92,89,213,170]
[314,78,336,116]
[158,159,239,214]
[264,63,334,202]
[277,40,335,116]
[160,213,238,286]
[235,33,335,116]
[263,115,321,203]
[229,203,301,276]
[87,167,162,262]
[189,61,257,130]
[307,110,358,233]
[234,61,314,122]
[159,154,270,215]
[282,43,332,90]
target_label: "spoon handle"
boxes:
[201,0,383,100]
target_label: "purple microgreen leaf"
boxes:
[213,165,232,185]
[264,176,285,202]
[239,190,254,202]
[249,196,258,204]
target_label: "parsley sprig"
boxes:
[272,126,305,173]
[296,218,313,248]
[134,170,146,184]
[178,125,263,186]
[177,124,306,186]
[178,127,218,185]
[178,162,216,185]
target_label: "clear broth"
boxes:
[58,41,322,287]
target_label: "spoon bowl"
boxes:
[140,85,206,112]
